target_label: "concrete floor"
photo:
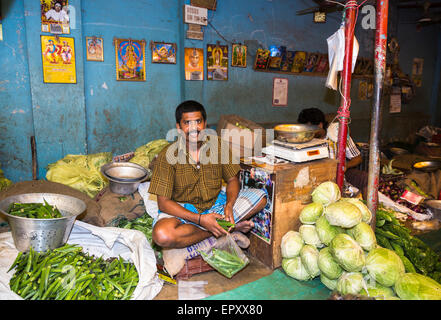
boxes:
[154,254,274,300]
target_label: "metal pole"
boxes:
[336,1,358,189]
[367,0,389,228]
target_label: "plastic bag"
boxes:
[198,233,249,278]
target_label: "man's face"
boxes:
[176,111,206,144]
[55,4,61,11]
[189,52,199,67]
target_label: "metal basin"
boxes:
[413,160,441,173]
[274,124,319,144]
[0,193,86,252]
[101,162,150,195]
[426,200,441,220]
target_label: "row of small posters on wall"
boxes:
[41,33,247,83]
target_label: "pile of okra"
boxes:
[8,244,139,300]
[7,200,63,219]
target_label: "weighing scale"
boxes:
[262,138,330,163]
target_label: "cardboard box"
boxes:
[216,114,267,159]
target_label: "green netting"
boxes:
[204,269,330,300]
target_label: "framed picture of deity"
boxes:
[206,44,228,80]
[41,35,76,83]
[114,38,146,81]
[151,41,177,64]
[86,36,104,61]
[231,43,247,68]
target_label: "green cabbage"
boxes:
[366,248,405,287]
[336,272,366,295]
[281,231,304,259]
[320,273,338,290]
[318,247,343,280]
[299,202,323,225]
[340,198,372,224]
[329,233,365,272]
[299,225,323,248]
[324,201,362,228]
[300,245,320,278]
[349,222,377,251]
[311,181,341,206]
[315,215,345,246]
[282,257,312,281]
[359,283,397,300]
[395,273,441,300]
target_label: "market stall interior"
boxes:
[1,0,441,301]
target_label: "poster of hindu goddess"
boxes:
[114,38,146,81]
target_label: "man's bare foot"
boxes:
[233,220,254,233]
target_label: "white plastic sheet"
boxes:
[0,220,163,300]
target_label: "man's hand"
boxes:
[200,212,228,238]
[223,203,235,232]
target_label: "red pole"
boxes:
[336,1,358,189]
[367,0,389,226]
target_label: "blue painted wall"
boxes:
[0,0,440,183]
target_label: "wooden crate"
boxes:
[242,158,338,269]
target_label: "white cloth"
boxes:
[326,122,361,160]
[45,9,69,23]
[326,26,359,90]
[138,182,159,219]
[0,220,163,300]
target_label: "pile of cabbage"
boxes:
[281,181,441,300]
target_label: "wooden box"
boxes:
[240,158,338,269]
[216,114,266,159]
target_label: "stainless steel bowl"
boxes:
[413,160,441,173]
[426,200,441,220]
[274,124,319,144]
[0,193,86,252]
[101,162,150,195]
[390,147,409,155]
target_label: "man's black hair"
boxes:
[175,100,207,124]
[297,107,328,129]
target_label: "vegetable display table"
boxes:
[240,158,338,269]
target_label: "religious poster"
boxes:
[291,51,306,73]
[114,38,146,81]
[304,52,320,72]
[41,35,76,83]
[315,54,329,74]
[86,37,104,61]
[280,50,294,72]
[411,58,424,87]
[358,80,368,101]
[206,44,228,80]
[41,0,70,34]
[254,48,270,70]
[184,47,204,80]
[231,43,247,68]
[390,86,402,113]
[240,168,274,244]
[272,77,288,106]
[0,6,3,41]
[151,42,177,64]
